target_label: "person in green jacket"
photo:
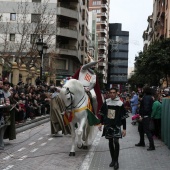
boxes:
[151,93,162,139]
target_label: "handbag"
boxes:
[105,126,122,139]
[149,119,155,131]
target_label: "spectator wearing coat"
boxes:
[151,93,162,139]
[130,91,138,115]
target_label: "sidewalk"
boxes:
[15,115,50,134]
[86,117,170,170]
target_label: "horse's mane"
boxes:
[63,79,84,94]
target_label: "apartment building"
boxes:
[88,0,110,84]
[56,0,88,84]
[143,0,167,50]
[88,11,98,61]
[0,0,88,83]
[108,23,129,89]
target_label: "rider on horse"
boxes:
[72,52,103,119]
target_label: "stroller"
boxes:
[131,114,140,125]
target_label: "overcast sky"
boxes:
[109,0,153,67]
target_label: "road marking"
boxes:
[79,130,102,170]
[18,147,26,152]
[48,138,53,141]
[2,165,14,170]
[38,137,43,140]
[30,148,38,152]
[40,142,47,146]
[3,155,13,160]
[29,142,35,145]
[18,155,27,161]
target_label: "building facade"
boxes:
[108,23,129,90]
[88,11,98,61]
[0,0,88,84]
[56,0,88,84]
[88,0,110,84]
[143,0,166,51]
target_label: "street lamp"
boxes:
[36,38,48,81]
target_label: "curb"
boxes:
[16,115,50,134]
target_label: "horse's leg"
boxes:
[69,122,76,156]
[77,115,86,148]
[82,122,90,149]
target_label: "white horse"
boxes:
[59,79,95,156]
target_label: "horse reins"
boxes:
[64,87,86,111]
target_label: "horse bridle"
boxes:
[64,87,86,111]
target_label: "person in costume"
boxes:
[72,53,103,118]
[98,88,127,170]
[50,86,71,136]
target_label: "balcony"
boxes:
[56,45,78,57]
[57,6,78,20]
[98,54,106,59]
[98,45,106,50]
[98,21,107,25]
[101,4,108,10]
[97,29,107,34]
[98,37,106,42]
[97,12,107,18]
[57,27,78,39]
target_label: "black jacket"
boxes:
[100,97,126,130]
[139,95,154,117]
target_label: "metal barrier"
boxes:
[161,98,170,149]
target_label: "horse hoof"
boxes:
[83,145,88,150]
[69,152,75,156]
[77,143,83,149]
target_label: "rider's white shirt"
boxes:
[78,68,96,88]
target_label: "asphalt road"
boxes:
[1,121,98,170]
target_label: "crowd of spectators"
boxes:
[0,77,56,125]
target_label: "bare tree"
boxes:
[0,0,57,72]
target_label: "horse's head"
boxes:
[60,87,75,111]
[59,79,85,111]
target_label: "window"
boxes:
[56,59,67,69]
[96,18,101,22]
[31,14,41,23]
[92,1,101,5]
[32,0,41,2]
[10,34,15,41]
[10,13,16,21]
[97,9,101,13]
